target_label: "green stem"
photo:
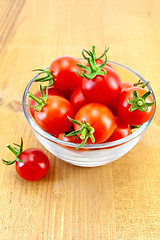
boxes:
[33,69,53,82]
[67,116,83,127]
[28,92,42,104]
[22,85,48,112]
[133,79,149,88]
[96,45,109,60]
[130,125,142,129]
[6,144,18,156]
[2,138,24,165]
[127,90,154,112]
[75,137,88,150]
[82,49,91,59]
[66,116,95,150]
[83,45,109,60]
[81,128,88,140]
[90,134,95,143]
[33,69,54,88]
[141,91,151,100]
[92,46,96,58]
[77,47,107,80]
[88,56,97,72]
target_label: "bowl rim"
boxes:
[22,61,156,149]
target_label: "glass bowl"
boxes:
[22,61,156,167]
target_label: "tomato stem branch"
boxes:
[127,90,154,112]
[133,79,149,88]
[66,116,95,150]
[33,69,54,87]
[22,85,48,112]
[83,45,109,60]
[2,138,24,165]
[77,47,108,79]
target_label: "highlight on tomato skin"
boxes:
[106,116,131,142]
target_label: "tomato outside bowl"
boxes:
[22,61,156,167]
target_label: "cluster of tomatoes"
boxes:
[3,46,155,181]
[28,46,155,150]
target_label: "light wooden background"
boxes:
[0,0,160,239]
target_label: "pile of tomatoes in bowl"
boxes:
[24,46,155,151]
[20,46,156,167]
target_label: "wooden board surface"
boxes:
[0,0,160,239]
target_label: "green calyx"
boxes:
[133,79,149,88]
[127,90,154,112]
[2,138,24,165]
[82,45,109,60]
[22,85,48,112]
[66,116,95,150]
[33,68,54,88]
[77,47,108,80]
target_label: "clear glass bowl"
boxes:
[22,61,156,167]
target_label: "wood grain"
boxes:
[0,0,160,239]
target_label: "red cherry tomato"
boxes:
[49,56,82,93]
[118,87,155,125]
[106,116,131,142]
[34,95,74,135]
[2,139,50,181]
[29,86,63,117]
[73,103,115,144]
[109,82,133,114]
[58,133,81,143]
[70,87,88,113]
[16,148,49,181]
[81,66,121,106]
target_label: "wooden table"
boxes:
[0,0,160,239]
